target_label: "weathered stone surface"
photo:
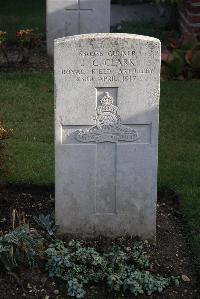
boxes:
[55,33,161,239]
[47,0,110,56]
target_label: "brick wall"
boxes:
[180,0,200,34]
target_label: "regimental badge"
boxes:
[74,92,138,143]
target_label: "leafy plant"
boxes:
[46,239,178,298]
[33,213,56,236]
[0,30,9,64]
[15,28,42,63]
[0,225,42,271]
[16,28,42,48]
[161,35,200,79]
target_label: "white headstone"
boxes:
[47,0,110,56]
[55,33,161,239]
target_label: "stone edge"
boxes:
[54,33,161,46]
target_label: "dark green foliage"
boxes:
[111,20,179,45]
[0,225,42,270]
[46,240,176,298]
[34,213,56,236]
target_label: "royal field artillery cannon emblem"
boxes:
[74,92,139,143]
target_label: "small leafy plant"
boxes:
[45,239,178,298]
[161,34,200,79]
[16,28,42,48]
[15,28,42,63]
[0,209,43,271]
[33,213,56,236]
[0,225,42,271]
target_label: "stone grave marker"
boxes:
[47,0,110,56]
[55,33,161,238]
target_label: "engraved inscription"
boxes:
[61,49,154,83]
[74,92,138,143]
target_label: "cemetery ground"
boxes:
[0,74,199,298]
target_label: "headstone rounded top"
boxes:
[54,33,161,45]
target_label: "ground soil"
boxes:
[0,185,199,299]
